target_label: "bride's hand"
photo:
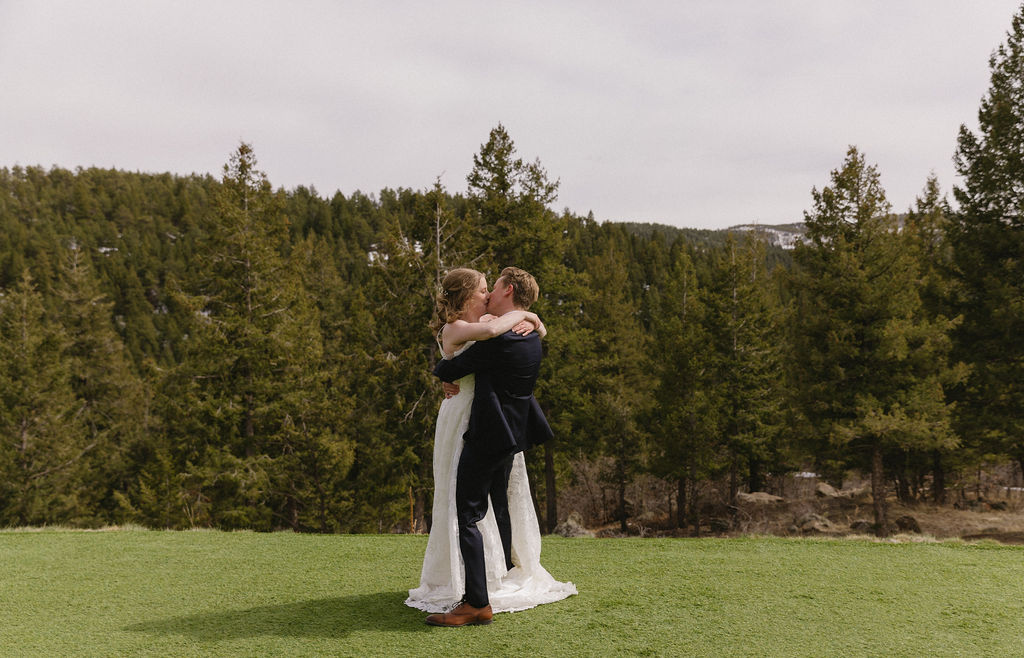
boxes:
[511,319,537,335]
[511,312,546,337]
[442,381,460,398]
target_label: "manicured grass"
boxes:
[0,530,1021,656]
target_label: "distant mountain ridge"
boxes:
[618,221,806,250]
[727,223,805,250]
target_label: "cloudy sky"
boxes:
[1,1,1020,230]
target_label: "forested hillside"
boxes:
[4,10,1024,536]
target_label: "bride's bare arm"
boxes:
[443,311,529,349]
[442,310,543,355]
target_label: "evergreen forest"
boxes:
[3,12,1024,538]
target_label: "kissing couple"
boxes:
[405,266,577,626]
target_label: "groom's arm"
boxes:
[432,335,502,383]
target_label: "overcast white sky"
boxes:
[0,1,1020,230]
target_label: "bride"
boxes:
[405,267,577,614]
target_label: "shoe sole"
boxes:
[425,618,493,627]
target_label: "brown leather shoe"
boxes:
[425,601,494,627]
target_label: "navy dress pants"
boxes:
[455,440,515,608]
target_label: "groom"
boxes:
[425,266,553,627]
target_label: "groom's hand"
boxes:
[442,381,460,398]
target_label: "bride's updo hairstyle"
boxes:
[432,267,484,332]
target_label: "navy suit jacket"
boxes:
[433,331,553,457]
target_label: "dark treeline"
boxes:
[4,11,1024,537]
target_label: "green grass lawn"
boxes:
[0,530,1021,657]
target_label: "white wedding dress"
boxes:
[405,341,577,614]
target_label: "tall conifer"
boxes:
[0,271,87,524]
[792,147,962,534]
[159,143,352,530]
[903,177,964,502]
[706,234,785,503]
[649,238,716,532]
[55,244,150,523]
[951,8,1024,475]
[466,125,583,530]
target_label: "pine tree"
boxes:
[465,125,583,530]
[706,234,785,503]
[903,176,964,502]
[950,8,1024,476]
[648,238,717,532]
[159,143,353,530]
[55,243,150,524]
[577,240,652,533]
[466,123,562,276]
[345,188,438,533]
[0,270,88,525]
[791,147,962,535]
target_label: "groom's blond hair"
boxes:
[500,266,539,310]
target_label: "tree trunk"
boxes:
[748,457,764,494]
[676,477,686,529]
[414,488,426,534]
[668,488,675,528]
[932,450,946,504]
[728,449,739,504]
[618,474,628,534]
[545,443,557,533]
[408,486,415,534]
[895,461,911,503]
[688,459,700,537]
[871,442,888,536]
[244,391,255,457]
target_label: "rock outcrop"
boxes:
[553,512,595,538]
[736,491,784,504]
